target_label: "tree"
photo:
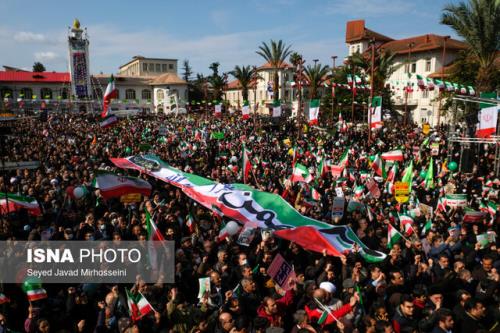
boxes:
[349,50,400,95]
[256,40,293,101]
[289,52,303,67]
[303,63,330,99]
[181,59,193,82]
[230,65,255,102]
[441,0,500,92]
[207,62,225,101]
[33,62,46,72]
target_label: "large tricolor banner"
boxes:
[369,96,382,129]
[242,101,250,120]
[110,155,387,262]
[92,172,152,199]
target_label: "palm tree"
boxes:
[230,65,254,102]
[256,40,293,101]
[289,52,303,68]
[304,63,331,99]
[441,0,499,92]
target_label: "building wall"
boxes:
[153,85,188,113]
[119,59,178,77]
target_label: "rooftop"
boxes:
[381,34,467,55]
[0,71,70,83]
[119,56,178,69]
[345,20,394,43]
[149,73,187,85]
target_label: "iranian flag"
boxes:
[214,102,222,116]
[369,96,382,129]
[0,293,10,304]
[100,115,118,128]
[242,100,250,120]
[426,78,435,90]
[185,212,195,233]
[399,215,414,236]
[422,220,432,236]
[291,163,313,183]
[387,224,402,249]
[102,75,118,118]
[309,99,320,125]
[476,92,498,138]
[92,172,152,199]
[435,79,445,91]
[387,162,399,183]
[416,75,426,89]
[0,192,41,216]
[146,208,164,241]
[272,100,282,117]
[242,144,252,184]
[311,188,321,201]
[317,158,328,179]
[436,197,447,212]
[23,280,47,302]
[111,154,387,263]
[126,289,154,321]
[467,86,475,96]
[382,150,404,162]
[371,154,383,177]
[339,149,349,167]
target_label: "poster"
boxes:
[267,254,295,290]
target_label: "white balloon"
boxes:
[73,187,86,199]
[224,221,241,236]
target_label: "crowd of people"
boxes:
[0,110,498,333]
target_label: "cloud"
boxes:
[326,0,415,17]
[34,51,59,62]
[14,31,46,42]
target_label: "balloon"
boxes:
[420,170,427,178]
[448,161,458,172]
[224,221,241,236]
[73,186,86,199]
[125,147,132,154]
[369,155,376,162]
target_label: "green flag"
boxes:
[425,158,434,190]
[401,160,413,188]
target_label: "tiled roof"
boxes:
[381,34,467,55]
[226,79,257,90]
[346,20,394,43]
[0,71,70,83]
[149,73,187,85]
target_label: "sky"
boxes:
[0,0,460,77]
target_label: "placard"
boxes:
[267,253,295,290]
[445,194,467,208]
[120,193,142,203]
[332,197,345,218]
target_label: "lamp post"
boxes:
[351,62,356,122]
[368,38,376,143]
[436,35,450,127]
[297,58,305,137]
[252,66,258,129]
[404,42,415,125]
[331,56,337,124]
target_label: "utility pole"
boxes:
[351,63,356,122]
[252,65,258,130]
[436,35,450,127]
[404,42,415,125]
[297,58,305,137]
[368,38,376,143]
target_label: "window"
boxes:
[61,88,69,99]
[411,62,417,73]
[143,63,148,72]
[148,63,154,72]
[20,88,32,99]
[157,89,164,100]
[125,89,136,100]
[169,64,174,70]
[115,89,120,99]
[422,89,429,99]
[142,89,152,100]
[425,59,431,72]
[156,64,161,72]
[162,64,167,72]
[40,88,52,100]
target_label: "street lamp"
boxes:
[296,58,305,137]
[437,35,450,127]
[313,59,319,66]
[368,38,376,143]
[404,42,415,125]
[331,55,337,123]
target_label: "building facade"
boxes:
[345,20,467,125]
[225,62,295,114]
[118,56,178,77]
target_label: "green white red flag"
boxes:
[126,288,154,321]
[91,172,152,199]
[399,214,414,236]
[387,224,402,249]
[0,192,41,216]
[309,99,320,125]
[242,100,250,120]
[23,279,47,302]
[0,293,10,304]
[291,163,313,183]
[371,154,383,177]
[102,75,117,118]
[242,144,252,184]
[111,155,387,262]
[369,96,382,129]
[381,150,404,162]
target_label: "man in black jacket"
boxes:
[392,294,418,333]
